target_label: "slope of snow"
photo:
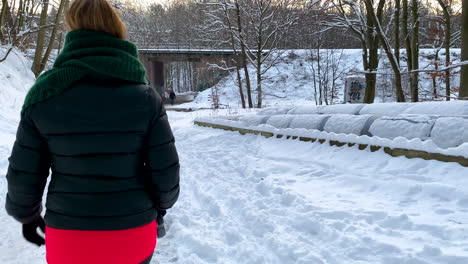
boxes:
[0,48,34,114]
[180,49,462,109]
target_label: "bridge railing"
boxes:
[138,43,219,50]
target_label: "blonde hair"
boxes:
[65,0,127,40]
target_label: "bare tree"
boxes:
[1,0,54,63]
[241,0,305,108]
[329,0,386,103]
[38,0,68,75]
[436,0,452,100]
[364,0,406,102]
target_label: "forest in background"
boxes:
[1,0,468,108]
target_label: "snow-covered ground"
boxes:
[150,111,468,264]
[1,108,468,263]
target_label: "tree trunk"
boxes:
[437,0,452,101]
[365,0,405,102]
[364,9,378,104]
[363,0,385,104]
[235,1,253,108]
[256,19,263,108]
[461,0,468,99]
[223,1,246,108]
[444,10,451,101]
[0,0,12,43]
[410,0,419,102]
[32,0,50,77]
[395,0,401,64]
[39,0,67,74]
[433,50,439,98]
[235,67,246,109]
[0,0,7,43]
[366,41,379,104]
[403,0,412,97]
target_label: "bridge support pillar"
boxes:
[148,61,165,95]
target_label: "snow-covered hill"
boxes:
[181,49,462,109]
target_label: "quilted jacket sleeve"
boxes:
[145,88,180,210]
[5,109,51,223]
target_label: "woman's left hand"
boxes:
[22,217,46,246]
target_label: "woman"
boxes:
[5,0,180,263]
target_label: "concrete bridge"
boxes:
[138,48,242,96]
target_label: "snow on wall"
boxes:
[323,114,373,135]
[240,115,270,126]
[431,117,468,148]
[257,107,293,116]
[197,101,468,153]
[287,105,323,115]
[359,103,413,116]
[194,116,468,158]
[266,115,295,129]
[317,104,365,115]
[402,101,468,116]
[369,116,435,140]
[289,115,330,130]
[287,101,468,117]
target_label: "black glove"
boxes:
[157,209,166,238]
[22,217,46,246]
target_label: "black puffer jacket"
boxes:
[5,77,180,230]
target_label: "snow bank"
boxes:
[0,48,34,113]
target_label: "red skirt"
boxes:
[45,221,157,264]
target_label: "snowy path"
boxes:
[1,110,468,264]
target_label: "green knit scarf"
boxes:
[22,30,147,114]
